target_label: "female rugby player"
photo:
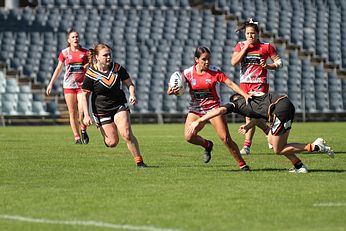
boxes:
[188,93,334,173]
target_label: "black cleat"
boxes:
[137,162,148,168]
[75,139,82,144]
[81,131,89,144]
[203,141,213,163]
[240,165,251,171]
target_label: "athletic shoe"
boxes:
[81,131,89,144]
[240,165,251,171]
[203,141,213,163]
[289,164,308,173]
[240,147,251,155]
[137,162,148,168]
[75,139,82,144]
[312,138,334,158]
[268,143,273,149]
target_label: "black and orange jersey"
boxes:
[82,62,130,115]
[224,93,292,122]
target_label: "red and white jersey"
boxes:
[58,47,88,89]
[234,41,278,84]
[182,64,228,116]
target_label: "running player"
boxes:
[168,46,252,171]
[187,93,334,173]
[231,18,283,155]
[46,29,89,144]
[81,43,147,168]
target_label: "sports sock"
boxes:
[243,139,252,148]
[74,134,81,140]
[238,160,247,168]
[292,159,303,169]
[305,143,313,152]
[81,124,87,132]
[203,139,210,149]
[134,156,144,164]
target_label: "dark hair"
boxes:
[194,46,211,59]
[87,43,112,66]
[236,18,259,33]
[66,28,79,47]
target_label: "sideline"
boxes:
[0,215,183,231]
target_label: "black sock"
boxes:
[294,161,303,169]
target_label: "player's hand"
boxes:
[260,59,267,68]
[83,116,93,126]
[238,124,248,135]
[46,84,52,95]
[129,95,137,105]
[244,94,252,105]
[187,121,200,135]
[167,85,180,95]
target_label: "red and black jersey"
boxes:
[82,62,130,115]
[183,64,228,116]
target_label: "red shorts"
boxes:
[240,83,269,94]
[64,88,83,94]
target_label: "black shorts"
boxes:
[270,98,295,135]
[93,104,129,126]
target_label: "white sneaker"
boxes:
[240,147,250,155]
[289,164,308,173]
[312,138,334,158]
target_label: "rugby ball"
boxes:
[169,71,185,96]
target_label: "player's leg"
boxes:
[240,117,255,155]
[77,91,89,144]
[99,122,119,148]
[64,92,81,144]
[269,131,308,173]
[184,113,212,163]
[114,110,146,167]
[209,115,250,170]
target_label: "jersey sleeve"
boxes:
[118,66,130,81]
[58,51,65,62]
[82,72,95,92]
[267,43,278,57]
[233,42,242,52]
[217,71,229,83]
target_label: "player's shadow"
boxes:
[216,168,346,173]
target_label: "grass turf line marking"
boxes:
[313,202,346,207]
[0,215,183,231]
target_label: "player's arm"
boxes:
[238,119,259,135]
[260,54,283,70]
[82,90,92,126]
[46,61,64,95]
[123,78,137,105]
[224,78,252,104]
[231,42,250,66]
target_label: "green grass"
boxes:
[0,122,345,231]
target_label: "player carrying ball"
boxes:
[168,46,252,171]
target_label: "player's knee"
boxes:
[105,139,119,148]
[184,133,194,143]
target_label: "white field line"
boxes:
[313,202,346,207]
[0,215,183,231]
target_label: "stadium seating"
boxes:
[0,0,346,119]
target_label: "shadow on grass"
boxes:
[214,168,346,173]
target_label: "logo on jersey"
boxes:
[192,79,197,86]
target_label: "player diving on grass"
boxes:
[187,92,334,173]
